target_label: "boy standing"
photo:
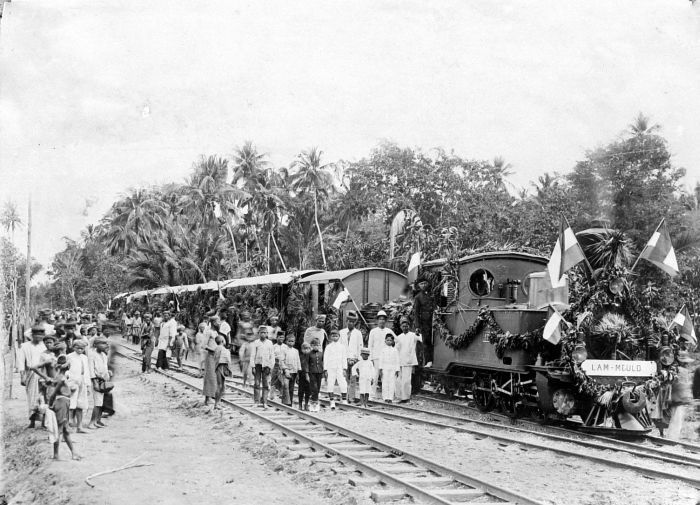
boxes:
[238,327,255,387]
[172,325,188,368]
[270,330,287,401]
[323,328,348,409]
[298,342,312,410]
[368,311,396,399]
[48,356,80,460]
[284,334,301,406]
[307,338,324,412]
[378,334,400,403]
[250,326,275,408]
[66,339,90,432]
[87,336,112,429]
[351,348,374,408]
[395,318,422,402]
[340,311,363,403]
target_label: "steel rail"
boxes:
[114,343,544,505]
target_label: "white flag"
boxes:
[408,252,421,284]
[332,288,351,309]
[543,310,564,345]
[547,218,586,288]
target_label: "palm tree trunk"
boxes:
[267,233,271,274]
[313,192,327,269]
[270,231,287,271]
[224,223,240,265]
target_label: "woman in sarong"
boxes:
[202,330,218,405]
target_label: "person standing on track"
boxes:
[304,314,328,348]
[368,310,395,400]
[298,342,312,411]
[378,334,400,403]
[395,317,421,402]
[250,326,275,409]
[307,338,324,412]
[351,348,374,408]
[131,311,142,345]
[339,311,363,404]
[139,313,155,373]
[156,311,177,370]
[323,328,348,409]
[213,336,231,410]
[283,334,301,406]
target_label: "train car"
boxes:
[423,250,666,436]
[299,267,407,325]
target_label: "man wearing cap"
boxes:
[17,326,48,428]
[413,278,435,368]
[368,310,396,400]
[304,314,328,347]
[339,311,363,403]
[67,339,90,432]
[395,318,422,402]
[87,336,111,429]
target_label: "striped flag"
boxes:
[543,308,564,345]
[671,305,697,347]
[637,219,679,277]
[547,217,586,288]
[407,252,421,284]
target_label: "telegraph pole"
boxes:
[24,195,31,328]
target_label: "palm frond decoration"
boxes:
[581,228,633,271]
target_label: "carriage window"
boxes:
[469,269,495,297]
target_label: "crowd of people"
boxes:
[16,308,116,460]
[122,301,428,413]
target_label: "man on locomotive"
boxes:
[413,278,434,368]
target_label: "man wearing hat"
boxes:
[368,310,396,400]
[340,310,363,403]
[304,314,328,347]
[17,325,48,428]
[413,278,435,368]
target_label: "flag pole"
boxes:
[341,281,369,328]
[630,218,664,273]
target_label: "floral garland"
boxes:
[435,306,544,358]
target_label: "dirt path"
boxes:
[3,356,373,505]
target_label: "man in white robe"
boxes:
[17,326,48,427]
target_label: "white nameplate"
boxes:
[580,360,657,377]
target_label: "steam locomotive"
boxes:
[422,250,663,436]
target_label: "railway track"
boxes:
[117,340,700,489]
[114,343,544,505]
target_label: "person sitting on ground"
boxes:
[323,328,348,409]
[378,334,400,404]
[48,356,81,460]
[352,348,375,408]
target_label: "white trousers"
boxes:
[666,405,687,440]
[326,367,347,395]
[381,370,397,401]
[397,366,413,401]
[372,359,381,398]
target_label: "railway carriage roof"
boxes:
[300,267,406,283]
[422,251,548,267]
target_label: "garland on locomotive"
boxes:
[418,229,694,437]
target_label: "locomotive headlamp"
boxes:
[659,346,675,366]
[571,344,587,364]
[609,277,625,295]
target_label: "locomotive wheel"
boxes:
[472,377,495,412]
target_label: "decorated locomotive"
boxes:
[420,235,692,437]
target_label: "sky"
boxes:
[1,0,699,276]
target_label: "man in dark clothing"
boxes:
[413,278,435,367]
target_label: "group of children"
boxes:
[231,310,421,411]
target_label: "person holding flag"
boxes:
[547,216,587,288]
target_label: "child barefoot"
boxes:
[378,334,400,403]
[49,356,81,460]
[298,342,312,411]
[352,348,374,408]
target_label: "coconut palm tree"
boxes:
[628,113,660,137]
[104,188,167,254]
[1,201,22,243]
[291,147,334,269]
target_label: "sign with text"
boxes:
[580,360,657,377]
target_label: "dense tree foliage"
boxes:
[18,115,696,323]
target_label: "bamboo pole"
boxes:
[24,195,31,328]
